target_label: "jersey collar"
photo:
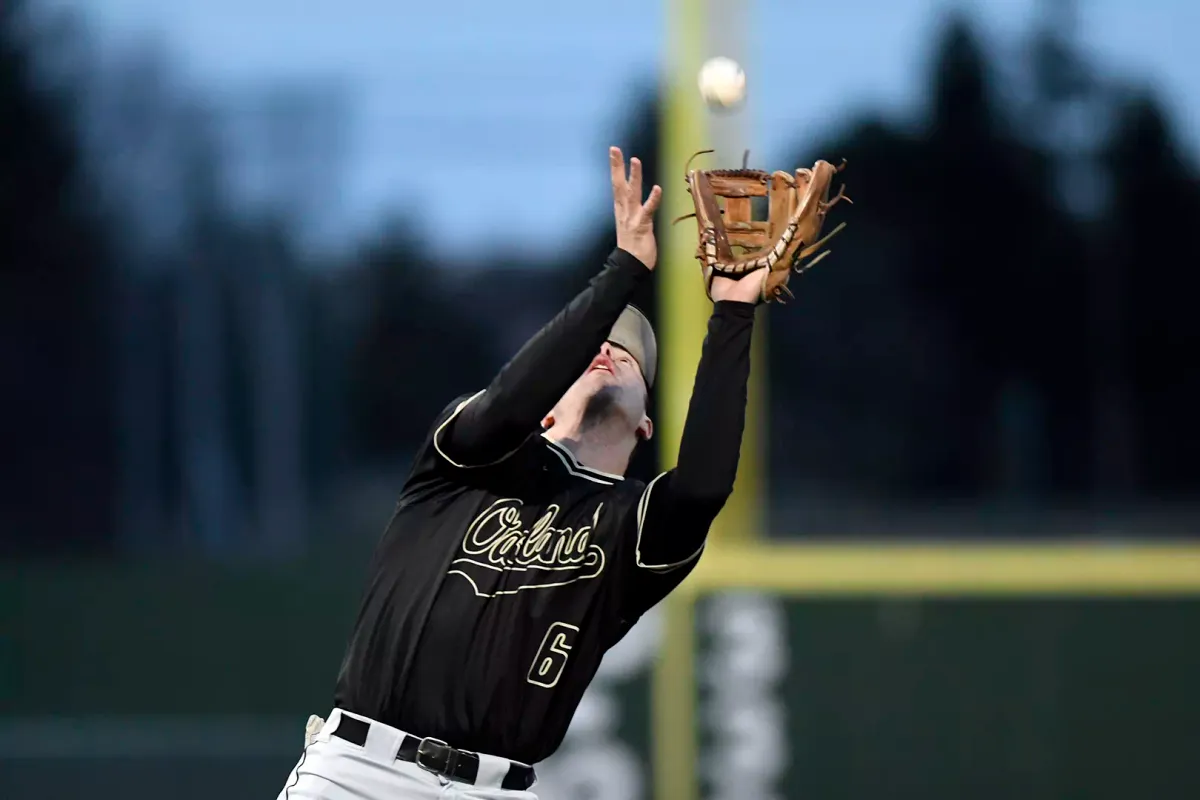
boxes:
[540,434,625,485]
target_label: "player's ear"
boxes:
[637,415,653,442]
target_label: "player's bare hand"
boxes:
[611,146,662,270]
[709,272,765,304]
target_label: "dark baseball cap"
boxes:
[606,305,657,389]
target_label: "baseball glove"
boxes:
[676,150,851,303]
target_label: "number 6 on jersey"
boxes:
[527,622,579,688]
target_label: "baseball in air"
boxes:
[698,56,746,110]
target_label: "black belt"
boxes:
[331,714,536,791]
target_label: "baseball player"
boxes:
[277,146,763,799]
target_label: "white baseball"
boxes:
[698,56,746,110]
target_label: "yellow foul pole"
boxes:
[658,0,763,545]
[655,2,762,800]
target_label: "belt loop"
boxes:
[363,719,403,763]
[320,709,343,743]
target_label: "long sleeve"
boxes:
[632,299,756,570]
[435,248,651,467]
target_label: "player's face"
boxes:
[551,342,651,440]
[584,342,646,412]
[582,341,641,393]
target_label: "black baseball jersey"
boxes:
[333,248,756,765]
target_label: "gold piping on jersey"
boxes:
[540,434,625,484]
[432,390,528,469]
[633,471,706,571]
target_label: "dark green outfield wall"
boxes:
[4,563,1198,800]
[5,561,362,714]
[693,594,1200,800]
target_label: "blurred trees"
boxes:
[770,8,1200,509]
[1104,94,1200,495]
[2,1,1199,554]
[768,13,1093,501]
[0,0,116,553]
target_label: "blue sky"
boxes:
[55,0,1200,259]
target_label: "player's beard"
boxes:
[579,386,623,434]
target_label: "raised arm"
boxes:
[632,299,756,570]
[437,147,663,467]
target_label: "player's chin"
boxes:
[584,368,617,387]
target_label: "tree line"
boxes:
[3,0,1197,553]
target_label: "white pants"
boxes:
[276,709,539,800]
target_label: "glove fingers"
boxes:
[689,156,849,304]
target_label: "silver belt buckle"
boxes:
[415,737,457,776]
